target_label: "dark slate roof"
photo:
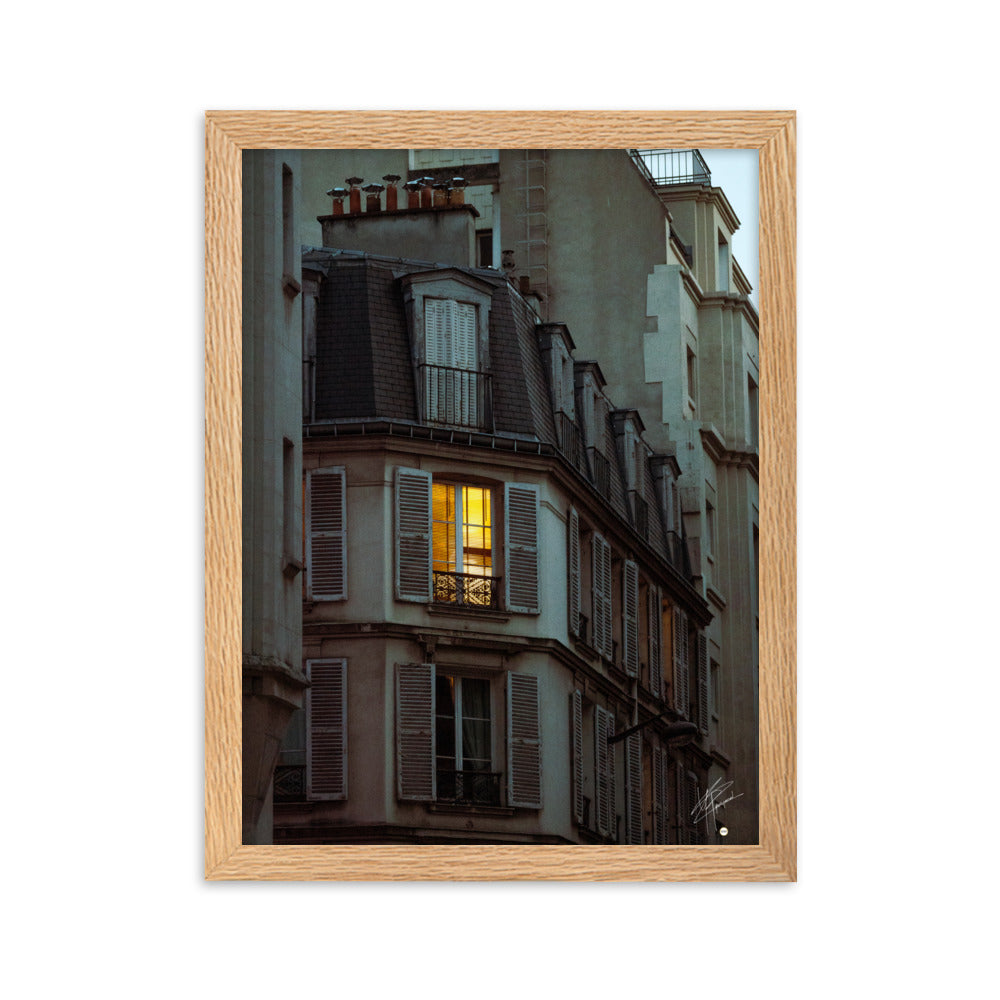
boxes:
[306,248,556,443]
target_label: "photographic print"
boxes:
[206,112,796,880]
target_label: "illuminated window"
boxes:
[432,483,496,607]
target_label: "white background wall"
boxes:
[4,3,997,998]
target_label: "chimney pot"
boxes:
[382,174,401,211]
[404,179,421,209]
[362,182,384,212]
[432,182,448,208]
[449,176,466,204]
[345,177,363,214]
[326,186,349,216]
[420,176,435,209]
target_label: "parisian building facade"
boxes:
[243,148,759,844]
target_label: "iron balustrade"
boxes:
[588,447,611,499]
[556,411,585,472]
[274,764,306,802]
[433,570,502,610]
[436,768,503,806]
[420,363,493,430]
[629,148,712,186]
[631,492,649,540]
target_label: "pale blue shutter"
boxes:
[306,467,346,601]
[567,507,581,637]
[505,483,539,613]
[571,689,584,824]
[623,560,639,677]
[625,730,642,844]
[395,467,432,602]
[507,672,542,808]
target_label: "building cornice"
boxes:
[698,426,759,481]
[654,183,741,234]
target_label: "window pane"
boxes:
[432,483,456,573]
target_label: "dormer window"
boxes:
[402,269,494,431]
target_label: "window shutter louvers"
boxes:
[591,534,613,659]
[306,468,346,601]
[607,714,617,842]
[571,690,584,824]
[395,663,436,801]
[672,606,689,717]
[625,730,642,844]
[395,467,432,602]
[567,507,581,637]
[697,632,710,737]
[652,745,667,844]
[306,659,347,800]
[648,585,663,699]
[507,672,542,808]
[505,483,540,613]
[594,707,610,837]
[675,760,687,842]
[623,560,639,677]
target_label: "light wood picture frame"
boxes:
[205,110,796,881]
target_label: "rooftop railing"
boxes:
[629,149,712,186]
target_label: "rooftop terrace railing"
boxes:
[629,149,712,186]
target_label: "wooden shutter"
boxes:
[606,714,617,842]
[505,483,540,613]
[591,534,605,656]
[454,301,477,370]
[591,534,612,659]
[673,606,689,717]
[306,467,346,601]
[675,760,687,842]
[648,585,663,699]
[625,730,642,844]
[395,662,435,801]
[395,467,432,602]
[571,689,584,824]
[567,507,581,637]
[425,297,448,366]
[697,632,709,737]
[594,707,610,837]
[306,659,347,800]
[652,745,667,844]
[623,560,639,677]
[507,672,542,808]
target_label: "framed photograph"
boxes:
[206,111,796,880]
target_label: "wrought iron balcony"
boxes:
[274,764,306,802]
[629,148,712,186]
[587,447,611,499]
[556,410,586,473]
[433,570,501,610]
[436,768,503,806]
[420,363,493,430]
[630,492,649,540]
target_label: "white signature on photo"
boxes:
[692,778,743,824]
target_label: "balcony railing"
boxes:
[629,148,712,186]
[274,764,306,802]
[420,363,493,430]
[630,492,649,540]
[436,768,503,806]
[588,447,611,499]
[433,570,502,610]
[556,410,585,471]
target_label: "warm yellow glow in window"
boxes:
[432,483,492,575]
